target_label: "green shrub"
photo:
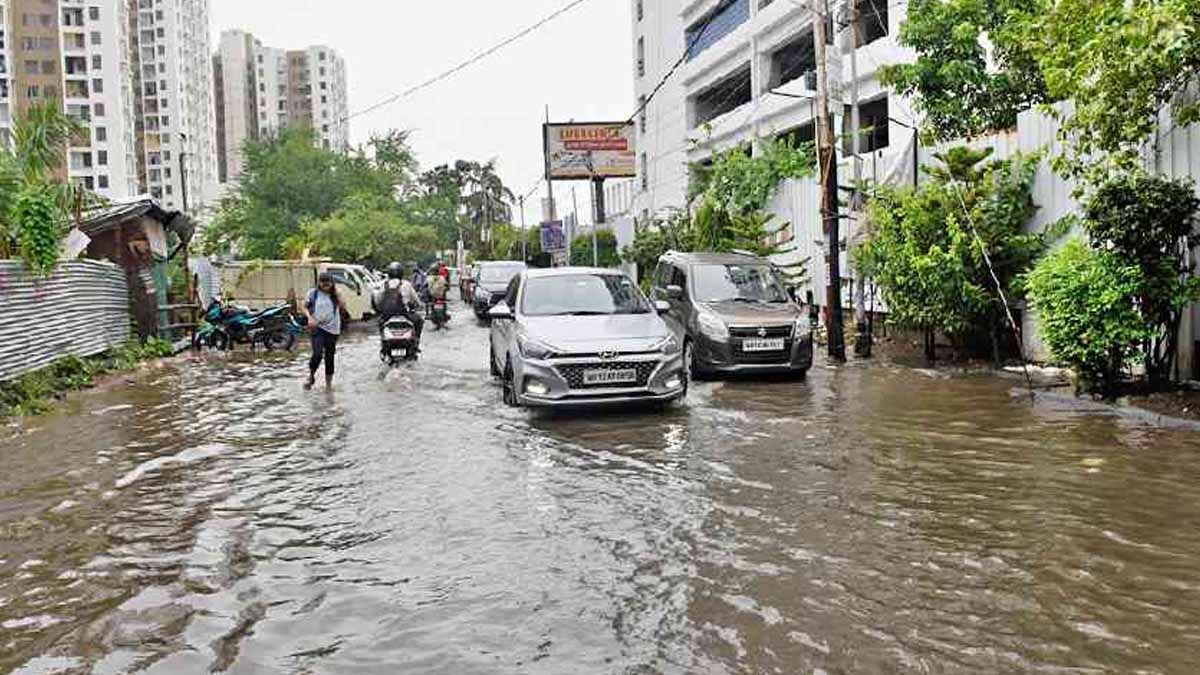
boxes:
[1025,239,1152,395]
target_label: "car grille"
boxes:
[729,325,793,339]
[556,361,658,390]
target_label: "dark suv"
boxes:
[472,261,527,319]
[651,251,813,378]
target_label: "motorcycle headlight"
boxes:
[697,311,729,340]
[518,334,558,360]
[653,335,681,355]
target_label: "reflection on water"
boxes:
[3,316,1200,674]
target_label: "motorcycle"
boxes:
[193,300,296,352]
[430,298,450,330]
[379,314,419,365]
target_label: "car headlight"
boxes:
[697,310,729,340]
[653,335,681,355]
[794,315,812,336]
[517,334,558,360]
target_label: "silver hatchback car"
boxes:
[488,268,686,408]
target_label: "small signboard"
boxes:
[540,220,566,253]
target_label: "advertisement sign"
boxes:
[544,122,637,180]
[540,220,566,253]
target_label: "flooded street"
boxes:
[4,301,1200,674]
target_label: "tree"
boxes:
[412,160,515,253]
[0,104,97,273]
[856,147,1043,362]
[1022,0,1200,180]
[294,193,438,270]
[569,230,621,268]
[881,0,1048,141]
[1080,173,1200,385]
[1025,240,1152,396]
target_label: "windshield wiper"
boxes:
[563,310,612,316]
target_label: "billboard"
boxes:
[540,220,566,253]
[544,122,637,180]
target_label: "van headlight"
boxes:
[653,335,681,355]
[794,315,812,336]
[697,311,728,340]
[517,334,558,360]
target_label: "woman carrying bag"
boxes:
[302,272,349,390]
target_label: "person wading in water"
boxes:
[302,272,347,390]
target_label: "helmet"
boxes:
[386,262,403,279]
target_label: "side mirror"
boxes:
[666,284,684,300]
[654,300,671,314]
[488,302,514,321]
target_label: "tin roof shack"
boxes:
[76,200,196,341]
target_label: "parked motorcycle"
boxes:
[193,300,296,352]
[379,315,419,365]
[430,298,450,330]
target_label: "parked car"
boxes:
[488,267,686,408]
[472,261,527,319]
[651,251,813,378]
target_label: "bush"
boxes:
[1025,239,1151,395]
[569,230,620,268]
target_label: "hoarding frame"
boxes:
[543,121,637,181]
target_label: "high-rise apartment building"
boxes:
[0,0,216,214]
[214,29,349,184]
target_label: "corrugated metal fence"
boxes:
[0,259,131,383]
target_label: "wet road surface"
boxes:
[3,300,1200,674]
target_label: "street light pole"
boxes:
[519,195,527,263]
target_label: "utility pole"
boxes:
[519,195,527,263]
[848,0,870,357]
[587,151,602,267]
[571,186,580,265]
[178,133,192,307]
[813,0,845,361]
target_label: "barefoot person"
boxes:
[302,272,345,389]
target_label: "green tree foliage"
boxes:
[412,160,515,252]
[292,193,438,270]
[1023,0,1200,179]
[203,128,403,257]
[881,0,1048,141]
[622,210,697,284]
[569,230,621,268]
[1025,240,1151,395]
[0,104,97,272]
[1081,173,1200,384]
[856,147,1043,361]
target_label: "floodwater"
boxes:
[3,301,1200,674]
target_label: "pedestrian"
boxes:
[302,272,346,390]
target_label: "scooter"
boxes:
[379,315,419,365]
[430,298,450,330]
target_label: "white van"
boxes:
[217,260,376,322]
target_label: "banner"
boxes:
[544,122,637,180]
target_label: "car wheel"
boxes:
[489,338,501,377]
[684,339,704,382]
[502,358,520,408]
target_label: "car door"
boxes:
[491,275,522,368]
[660,264,688,339]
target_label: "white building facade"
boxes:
[214,30,349,184]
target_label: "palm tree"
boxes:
[1,103,98,271]
[458,160,514,250]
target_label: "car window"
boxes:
[480,264,525,283]
[504,275,520,308]
[670,266,687,293]
[521,274,651,317]
[653,262,668,289]
[692,264,789,303]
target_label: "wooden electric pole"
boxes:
[813,0,846,361]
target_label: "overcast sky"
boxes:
[211,0,635,228]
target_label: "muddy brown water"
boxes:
[3,306,1200,674]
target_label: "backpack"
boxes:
[376,282,404,318]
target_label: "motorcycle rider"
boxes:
[372,262,424,349]
[411,263,430,304]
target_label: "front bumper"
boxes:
[695,332,814,374]
[515,352,686,408]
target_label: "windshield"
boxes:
[521,274,651,317]
[479,264,525,283]
[692,264,790,303]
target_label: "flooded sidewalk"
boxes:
[3,312,1200,673]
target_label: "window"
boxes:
[637,0,643,21]
[319,51,326,61]
[95,126,107,142]
[93,102,105,117]
[92,78,103,93]
[320,81,327,90]
[319,66,325,76]
[856,0,888,45]
[92,55,102,70]
[640,153,648,190]
[636,37,644,77]
[97,150,107,165]
[43,85,58,98]
[844,96,890,153]
[257,54,263,63]
[638,95,647,132]
[41,60,55,74]
[321,95,327,103]
[89,7,99,21]
[90,31,101,45]
[24,60,39,74]
[691,63,752,127]
[165,185,172,195]
[26,84,40,98]
[98,175,109,189]
[686,0,750,61]
[768,31,815,89]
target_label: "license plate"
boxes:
[582,368,638,385]
[743,338,786,352]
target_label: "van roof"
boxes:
[659,250,766,265]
